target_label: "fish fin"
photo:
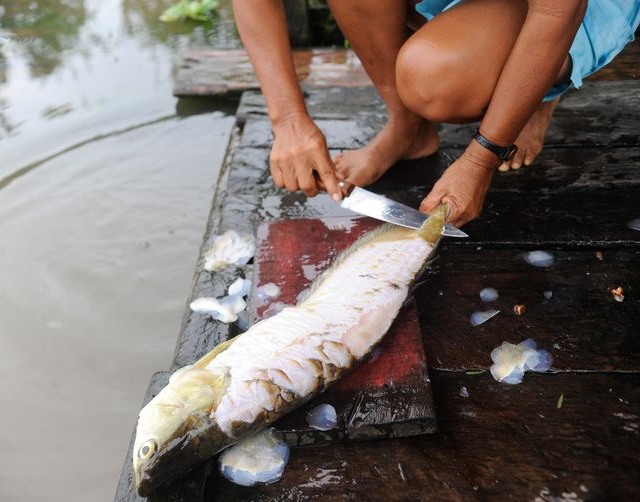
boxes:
[193,337,237,369]
[417,204,446,245]
[296,222,411,305]
[299,208,445,306]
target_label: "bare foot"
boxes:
[334,117,440,186]
[499,97,560,172]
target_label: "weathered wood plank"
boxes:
[416,248,640,372]
[204,372,640,501]
[173,33,638,98]
[219,143,640,248]
[235,81,640,149]
[173,49,370,98]
[117,373,640,500]
[234,86,382,123]
[118,78,640,499]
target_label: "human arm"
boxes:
[231,0,342,200]
[421,0,587,226]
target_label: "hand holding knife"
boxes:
[337,182,468,238]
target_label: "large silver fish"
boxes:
[133,206,446,495]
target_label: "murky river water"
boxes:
[0,1,240,500]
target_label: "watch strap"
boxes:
[472,129,518,162]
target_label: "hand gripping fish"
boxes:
[133,206,446,495]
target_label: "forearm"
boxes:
[232,0,307,125]
[478,0,587,147]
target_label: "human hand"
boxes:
[419,144,499,227]
[270,113,342,201]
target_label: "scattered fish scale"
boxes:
[523,250,555,268]
[219,428,289,487]
[204,230,255,272]
[490,338,553,385]
[479,287,499,302]
[306,404,338,431]
[627,218,640,231]
[470,309,500,327]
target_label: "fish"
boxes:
[132,205,446,495]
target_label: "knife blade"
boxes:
[340,186,468,238]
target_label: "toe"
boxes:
[510,149,526,170]
[523,149,539,166]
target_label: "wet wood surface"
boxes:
[205,372,640,501]
[118,60,640,500]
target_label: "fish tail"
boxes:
[418,204,446,244]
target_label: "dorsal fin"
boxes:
[298,206,446,306]
[193,337,237,368]
[296,222,415,305]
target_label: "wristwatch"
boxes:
[472,129,518,162]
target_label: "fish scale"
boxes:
[132,207,445,496]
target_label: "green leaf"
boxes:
[556,393,564,409]
[160,0,220,23]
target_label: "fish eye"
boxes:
[137,439,157,461]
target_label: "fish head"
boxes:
[133,365,230,496]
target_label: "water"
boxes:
[0,1,240,500]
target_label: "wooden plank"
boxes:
[235,81,640,149]
[221,143,640,248]
[173,31,638,98]
[204,372,640,500]
[415,248,640,372]
[173,49,370,97]
[235,86,382,122]
[251,216,436,443]
[118,80,640,499]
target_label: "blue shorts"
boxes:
[415,0,640,101]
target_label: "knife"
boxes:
[339,186,468,238]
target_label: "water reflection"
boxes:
[123,0,215,45]
[0,0,87,76]
[0,0,241,175]
[0,0,240,500]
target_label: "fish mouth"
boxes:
[134,459,182,497]
[134,421,230,496]
[135,477,155,498]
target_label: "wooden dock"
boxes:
[117,39,640,501]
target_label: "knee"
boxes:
[396,38,485,123]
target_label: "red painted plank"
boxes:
[245,217,435,445]
[250,216,433,417]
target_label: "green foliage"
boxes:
[160,0,219,23]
